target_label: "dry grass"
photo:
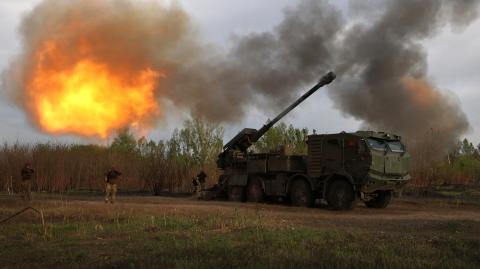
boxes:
[0,138,222,195]
[0,193,479,269]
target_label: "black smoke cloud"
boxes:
[165,0,342,122]
[169,0,476,152]
[329,0,477,151]
[2,0,478,152]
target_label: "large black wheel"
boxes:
[290,180,314,207]
[364,191,392,209]
[326,180,355,210]
[246,177,265,203]
[228,186,245,202]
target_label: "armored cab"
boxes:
[305,132,410,209]
[214,72,411,210]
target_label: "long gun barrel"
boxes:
[221,71,336,154]
[253,72,336,142]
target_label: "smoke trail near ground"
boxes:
[2,0,478,152]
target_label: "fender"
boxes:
[286,174,314,193]
[323,171,355,195]
[247,175,266,191]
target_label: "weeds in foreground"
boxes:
[0,197,479,269]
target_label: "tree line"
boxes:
[0,117,224,194]
[1,119,479,194]
[430,138,480,186]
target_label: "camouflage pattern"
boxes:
[20,164,34,201]
[21,166,35,181]
[210,72,411,209]
[105,169,121,184]
[216,131,410,209]
[197,171,207,191]
[105,182,117,203]
[105,168,121,203]
[355,131,410,194]
[20,180,32,201]
[192,178,200,194]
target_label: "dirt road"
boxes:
[1,193,479,268]
[135,196,480,230]
[3,193,478,232]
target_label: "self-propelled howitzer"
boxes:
[217,71,336,170]
[206,71,410,210]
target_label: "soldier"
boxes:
[20,162,35,201]
[104,166,121,204]
[192,177,200,195]
[197,170,207,192]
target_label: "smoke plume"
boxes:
[2,0,197,138]
[329,0,477,151]
[2,0,478,151]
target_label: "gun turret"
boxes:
[217,72,336,169]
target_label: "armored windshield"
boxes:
[367,138,405,153]
[367,138,385,151]
[387,141,405,153]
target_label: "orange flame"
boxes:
[402,78,436,106]
[27,41,161,139]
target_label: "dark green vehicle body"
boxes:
[214,72,411,209]
[222,131,410,209]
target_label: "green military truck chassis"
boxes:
[210,72,411,210]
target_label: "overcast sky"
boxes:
[0,0,479,145]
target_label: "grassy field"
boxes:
[0,193,479,269]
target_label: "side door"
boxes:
[367,138,386,175]
[385,141,406,175]
[322,136,343,173]
[344,136,371,183]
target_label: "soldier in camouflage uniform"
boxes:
[197,170,207,192]
[20,162,35,201]
[104,166,121,203]
[192,177,200,194]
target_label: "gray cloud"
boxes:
[328,0,478,152]
[1,0,479,152]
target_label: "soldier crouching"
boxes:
[104,166,121,204]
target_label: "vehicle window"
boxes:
[387,141,405,153]
[367,138,385,151]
